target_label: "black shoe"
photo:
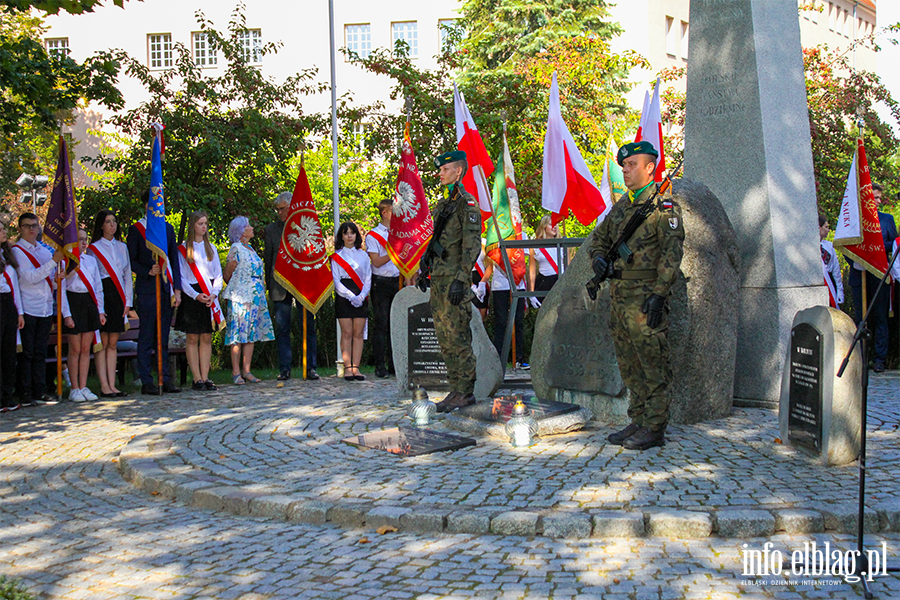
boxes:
[277,370,291,381]
[443,393,476,412]
[873,361,885,373]
[375,367,388,379]
[607,423,641,446]
[622,427,665,451]
[100,392,118,398]
[32,395,58,406]
[141,384,162,396]
[204,380,218,391]
[435,391,462,414]
[306,369,319,381]
[116,391,129,397]
[162,382,181,394]
[192,381,206,391]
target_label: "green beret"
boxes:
[434,150,466,168]
[616,141,659,166]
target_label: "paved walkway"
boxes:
[1,374,899,599]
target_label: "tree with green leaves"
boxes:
[1,0,132,15]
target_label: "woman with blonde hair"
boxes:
[175,210,224,391]
[529,215,565,296]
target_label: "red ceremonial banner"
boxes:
[387,124,434,279]
[274,166,333,314]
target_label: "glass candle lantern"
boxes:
[408,388,436,427]
[505,400,538,447]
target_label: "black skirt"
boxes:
[472,288,490,309]
[64,291,101,334]
[535,273,559,292]
[100,277,127,333]
[175,283,213,334]
[334,278,369,319]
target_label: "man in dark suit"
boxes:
[848,183,898,372]
[263,192,318,381]
[127,190,183,394]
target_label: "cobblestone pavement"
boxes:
[1,373,899,599]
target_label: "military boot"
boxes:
[443,392,476,412]
[607,423,641,446]
[435,391,462,413]
[622,427,665,451]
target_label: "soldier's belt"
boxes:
[611,269,657,280]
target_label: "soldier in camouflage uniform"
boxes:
[417,151,482,412]
[589,141,684,451]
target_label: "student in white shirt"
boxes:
[175,211,224,391]
[332,222,371,381]
[818,214,844,308]
[89,210,133,398]
[366,199,401,378]
[62,229,106,402]
[0,222,24,412]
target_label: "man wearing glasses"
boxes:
[12,213,65,405]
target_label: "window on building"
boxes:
[665,16,676,57]
[438,19,459,52]
[45,37,70,58]
[828,2,835,31]
[192,32,217,67]
[811,0,819,24]
[345,24,372,59]
[680,21,689,60]
[148,33,173,69]
[237,29,263,64]
[843,9,851,37]
[352,122,372,153]
[392,21,418,57]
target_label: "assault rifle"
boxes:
[417,184,462,290]
[585,159,684,301]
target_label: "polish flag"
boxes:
[542,72,606,227]
[453,84,494,226]
[635,78,666,182]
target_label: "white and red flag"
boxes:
[453,84,495,226]
[388,123,434,279]
[833,135,889,277]
[541,72,607,226]
[634,78,666,183]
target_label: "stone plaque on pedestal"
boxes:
[408,302,450,391]
[342,427,476,457]
[786,323,823,455]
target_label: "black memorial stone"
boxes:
[487,395,580,422]
[342,427,476,457]
[787,322,823,455]
[407,302,450,390]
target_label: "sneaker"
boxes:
[276,370,291,381]
[375,367,388,379]
[306,369,320,381]
[204,380,218,391]
[69,388,86,402]
[192,381,206,391]
[81,388,98,401]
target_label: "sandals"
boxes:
[242,372,261,383]
[232,374,245,385]
[345,365,357,382]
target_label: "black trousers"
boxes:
[371,275,399,369]
[492,289,525,364]
[18,313,52,401]
[0,294,17,406]
[135,291,173,385]
[851,271,891,363]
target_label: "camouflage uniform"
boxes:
[430,184,482,395]
[590,185,685,431]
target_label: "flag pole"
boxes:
[302,307,308,380]
[155,266,163,394]
[56,263,63,399]
[328,0,343,376]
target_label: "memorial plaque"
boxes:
[488,395,580,422]
[342,427,476,456]
[787,323,823,454]
[407,302,450,390]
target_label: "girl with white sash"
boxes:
[176,211,224,391]
[62,229,106,402]
[0,222,24,412]
[331,222,371,381]
[89,210,133,397]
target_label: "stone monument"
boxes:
[531,179,740,424]
[778,306,862,466]
[390,286,502,399]
[684,0,828,406]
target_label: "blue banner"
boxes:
[146,136,168,262]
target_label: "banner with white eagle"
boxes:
[387,123,434,279]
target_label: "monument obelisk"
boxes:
[684,0,828,405]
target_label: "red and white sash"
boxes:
[821,245,839,309]
[177,244,224,329]
[331,253,364,292]
[72,266,103,350]
[539,247,559,274]
[367,230,388,250]
[133,221,175,289]
[2,270,22,351]
[14,243,54,294]
[89,242,130,329]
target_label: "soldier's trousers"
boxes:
[430,278,476,395]
[609,294,672,431]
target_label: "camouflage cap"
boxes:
[616,141,659,166]
[434,150,467,168]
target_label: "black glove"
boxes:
[448,279,467,306]
[420,249,434,272]
[471,270,481,285]
[641,293,666,329]
[415,273,430,293]
[592,254,612,282]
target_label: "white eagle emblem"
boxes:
[287,216,323,255]
[393,181,419,223]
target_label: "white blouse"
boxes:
[62,254,105,318]
[331,246,372,300]
[178,241,224,300]
[0,266,24,316]
[533,244,566,277]
[89,236,133,307]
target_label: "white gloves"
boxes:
[350,294,364,308]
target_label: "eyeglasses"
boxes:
[20,223,39,230]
